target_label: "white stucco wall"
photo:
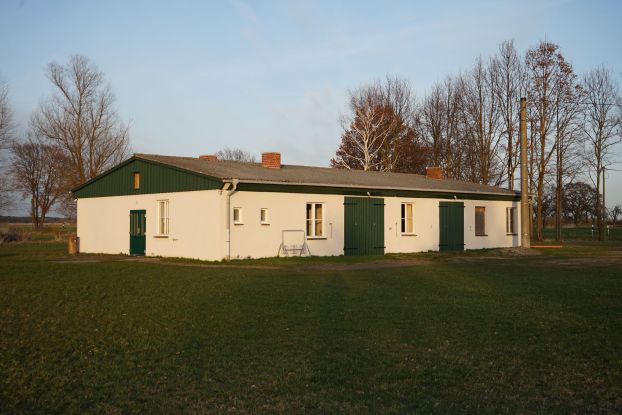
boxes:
[227,191,344,259]
[77,189,521,261]
[77,190,224,261]
[384,198,521,253]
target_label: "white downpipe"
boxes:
[224,179,238,260]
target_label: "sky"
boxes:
[1,0,621,207]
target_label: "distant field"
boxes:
[0,223,76,242]
[540,225,621,241]
[1,241,621,414]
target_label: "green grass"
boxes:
[1,242,621,414]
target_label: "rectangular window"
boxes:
[133,172,140,190]
[260,208,269,225]
[506,207,516,234]
[157,200,169,235]
[401,203,414,234]
[233,207,243,225]
[475,206,486,236]
[306,203,324,238]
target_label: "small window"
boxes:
[475,206,486,236]
[506,207,516,234]
[157,200,169,235]
[401,203,414,234]
[260,208,269,225]
[233,207,243,225]
[133,172,140,190]
[306,203,324,238]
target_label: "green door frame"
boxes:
[129,209,146,256]
[344,197,385,256]
[439,201,465,251]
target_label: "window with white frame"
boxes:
[401,203,414,234]
[306,203,324,238]
[506,207,517,234]
[157,200,169,235]
[260,208,269,225]
[233,207,243,225]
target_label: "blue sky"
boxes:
[1,0,621,205]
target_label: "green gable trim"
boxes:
[72,157,223,198]
[235,182,520,202]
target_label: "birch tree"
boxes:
[581,66,622,240]
[331,77,425,172]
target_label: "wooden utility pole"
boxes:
[520,97,531,248]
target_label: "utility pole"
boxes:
[520,97,531,248]
[602,166,606,239]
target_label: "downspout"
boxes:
[223,179,238,260]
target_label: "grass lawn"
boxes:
[1,243,621,414]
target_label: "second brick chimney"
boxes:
[199,154,218,161]
[426,166,443,180]
[261,152,281,169]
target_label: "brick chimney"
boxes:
[199,154,218,161]
[426,166,443,180]
[261,152,281,169]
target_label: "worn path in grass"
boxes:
[1,242,621,414]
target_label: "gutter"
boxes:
[226,178,520,198]
[223,179,239,260]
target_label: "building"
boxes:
[72,152,521,260]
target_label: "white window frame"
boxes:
[506,207,517,235]
[401,202,415,235]
[157,199,169,236]
[306,203,325,239]
[233,207,243,225]
[260,208,269,225]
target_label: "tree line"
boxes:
[331,40,622,241]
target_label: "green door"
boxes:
[129,210,146,256]
[344,197,385,256]
[439,202,464,251]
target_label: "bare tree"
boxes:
[611,204,622,226]
[491,40,526,190]
[31,55,130,217]
[462,57,503,185]
[332,80,406,171]
[11,137,64,228]
[581,65,622,240]
[216,148,256,162]
[418,76,466,180]
[525,41,575,240]
[0,79,15,212]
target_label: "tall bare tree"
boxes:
[462,57,503,185]
[0,79,15,212]
[581,65,622,240]
[31,55,130,217]
[418,76,465,180]
[491,40,526,190]
[11,138,64,228]
[551,77,583,240]
[216,148,256,162]
[525,41,575,240]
